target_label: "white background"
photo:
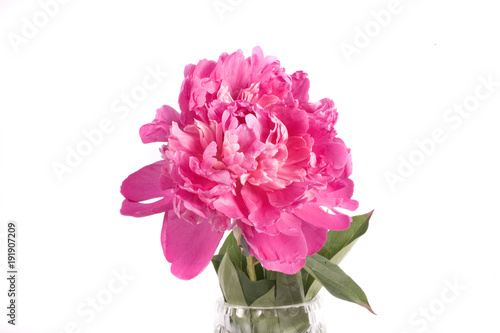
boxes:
[1,0,499,332]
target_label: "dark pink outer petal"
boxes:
[162,210,224,280]
[121,160,170,202]
[293,203,351,231]
[120,160,174,217]
[238,222,307,275]
[121,197,173,218]
[139,105,180,144]
[301,222,328,256]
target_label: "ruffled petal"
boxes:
[212,49,249,94]
[139,105,180,144]
[213,191,248,220]
[241,184,281,227]
[179,59,217,114]
[291,71,310,104]
[314,177,359,211]
[267,182,308,208]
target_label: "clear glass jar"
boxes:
[214,296,326,333]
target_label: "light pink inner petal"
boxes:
[284,136,311,167]
[169,122,203,154]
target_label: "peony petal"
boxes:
[241,184,281,227]
[139,105,180,144]
[270,100,309,136]
[213,190,248,220]
[291,71,310,104]
[169,122,203,154]
[120,196,172,217]
[249,46,279,83]
[314,177,359,211]
[120,160,171,202]
[179,59,217,117]
[162,210,224,280]
[267,182,308,208]
[301,222,328,255]
[285,136,311,167]
[323,140,349,170]
[212,49,250,95]
[275,212,303,236]
[293,203,351,231]
[175,189,208,219]
[239,222,307,275]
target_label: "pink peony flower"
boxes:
[120,47,358,280]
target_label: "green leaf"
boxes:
[318,210,373,261]
[304,254,375,314]
[254,261,265,280]
[331,239,359,265]
[228,241,245,272]
[249,287,281,332]
[265,269,277,281]
[276,271,305,306]
[214,231,247,274]
[275,272,311,333]
[304,211,373,299]
[250,286,277,307]
[304,278,322,302]
[300,268,310,292]
[217,252,247,306]
[240,233,250,256]
[218,231,235,255]
[236,269,275,305]
[211,254,224,274]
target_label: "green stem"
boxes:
[246,256,257,282]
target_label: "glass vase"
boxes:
[214,295,326,333]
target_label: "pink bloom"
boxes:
[121,47,358,279]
